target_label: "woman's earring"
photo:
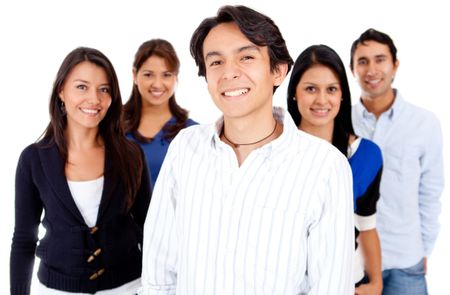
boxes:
[60,101,66,116]
[293,97,297,101]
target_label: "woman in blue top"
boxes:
[124,39,197,186]
[287,44,383,294]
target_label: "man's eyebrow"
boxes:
[237,45,260,53]
[358,54,387,61]
[205,51,221,61]
[375,54,387,59]
[205,45,261,61]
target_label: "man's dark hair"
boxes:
[190,5,293,92]
[350,28,397,71]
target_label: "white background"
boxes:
[1,0,448,293]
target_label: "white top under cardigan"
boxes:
[37,176,140,295]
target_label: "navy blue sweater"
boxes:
[10,141,151,294]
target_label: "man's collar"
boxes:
[359,89,404,120]
[210,106,294,152]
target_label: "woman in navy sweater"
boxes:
[123,39,197,186]
[10,47,151,294]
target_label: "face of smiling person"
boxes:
[203,22,284,121]
[296,64,342,131]
[352,40,399,100]
[134,55,177,108]
[59,61,112,131]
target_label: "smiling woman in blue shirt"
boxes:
[123,39,198,186]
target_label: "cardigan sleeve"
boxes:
[10,145,44,295]
[130,146,152,228]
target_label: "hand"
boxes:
[354,281,382,295]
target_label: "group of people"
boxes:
[10,5,443,295]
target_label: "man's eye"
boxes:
[241,55,254,61]
[209,60,222,66]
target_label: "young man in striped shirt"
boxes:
[139,5,354,294]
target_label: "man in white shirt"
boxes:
[139,5,354,294]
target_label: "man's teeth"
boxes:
[224,88,249,97]
[367,79,380,84]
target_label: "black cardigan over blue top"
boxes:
[10,141,152,294]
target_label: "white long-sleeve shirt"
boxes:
[139,108,354,294]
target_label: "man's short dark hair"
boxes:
[350,28,397,71]
[190,5,293,85]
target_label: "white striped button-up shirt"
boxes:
[140,108,354,294]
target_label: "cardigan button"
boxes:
[89,272,98,280]
[89,268,105,280]
[90,226,98,234]
[87,248,102,263]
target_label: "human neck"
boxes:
[138,102,173,138]
[221,109,281,166]
[223,120,277,149]
[361,88,396,118]
[65,125,103,150]
[141,101,172,119]
[222,108,277,146]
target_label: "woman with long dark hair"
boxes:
[287,44,383,294]
[10,47,151,295]
[124,39,197,186]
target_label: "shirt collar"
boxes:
[357,89,405,120]
[388,89,405,120]
[209,106,295,155]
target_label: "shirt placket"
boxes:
[372,113,391,148]
[218,147,253,295]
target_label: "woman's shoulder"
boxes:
[186,118,199,127]
[351,137,383,168]
[16,140,56,173]
[359,138,382,155]
[20,139,53,158]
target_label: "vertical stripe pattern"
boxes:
[140,108,354,295]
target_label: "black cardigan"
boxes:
[10,141,152,294]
